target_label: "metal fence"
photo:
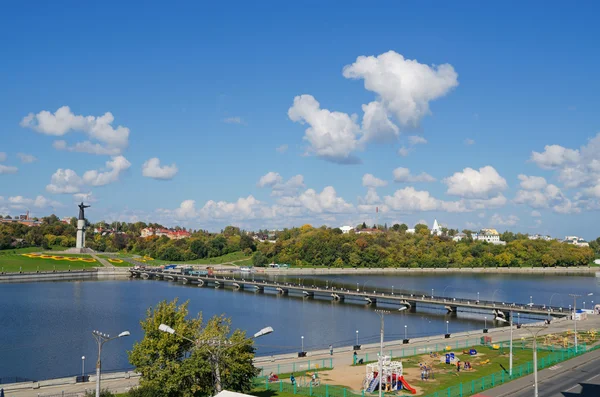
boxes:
[258,358,334,377]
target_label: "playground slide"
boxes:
[399,376,416,395]
[366,376,380,393]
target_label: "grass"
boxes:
[0,253,99,273]
[149,251,251,265]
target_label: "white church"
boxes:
[431,219,443,236]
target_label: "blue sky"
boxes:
[1,1,600,239]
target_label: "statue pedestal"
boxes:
[76,219,86,249]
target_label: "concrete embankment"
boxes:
[256,266,598,276]
[0,267,131,283]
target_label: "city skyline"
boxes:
[1,1,600,238]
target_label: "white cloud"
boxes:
[531,210,541,217]
[467,194,508,210]
[531,144,580,169]
[82,156,131,186]
[464,138,475,145]
[21,106,130,155]
[142,157,178,180]
[276,144,288,153]
[200,196,265,220]
[360,101,399,143]
[444,166,508,199]
[397,146,410,157]
[384,187,465,213]
[17,153,37,163]
[0,152,6,162]
[288,95,362,163]
[393,167,436,183]
[408,135,427,145]
[223,117,244,124]
[490,213,519,226]
[46,169,82,194]
[0,165,18,174]
[257,172,283,188]
[297,187,354,213]
[362,173,388,188]
[7,195,61,209]
[342,51,458,127]
[514,183,579,214]
[73,192,96,203]
[518,174,547,190]
[175,200,198,220]
[53,140,122,155]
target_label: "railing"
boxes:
[258,358,334,377]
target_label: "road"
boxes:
[485,346,600,397]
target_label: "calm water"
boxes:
[1,272,599,381]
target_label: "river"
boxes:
[1,272,599,381]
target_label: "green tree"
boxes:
[129,300,258,397]
[252,251,267,267]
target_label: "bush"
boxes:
[127,385,163,397]
[84,389,114,397]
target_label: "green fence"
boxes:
[254,376,365,397]
[258,358,334,377]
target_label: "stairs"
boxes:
[366,376,380,393]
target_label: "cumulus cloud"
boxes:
[518,174,547,190]
[7,195,61,209]
[444,166,508,199]
[397,147,410,157]
[490,213,519,226]
[276,144,288,153]
[464,138,475,145]
[342,51,459,127]
[384,187,466,213]
[17,153,37,163]
[360,101,399,143]
[362,173,388,188]
[223,117,244,124]
[73,192,96,203]
[257,172,305,197]
[393,167,436,183]
[0,165,18,174]
[514,183,579,214]
[288,95,362,164]
[408,135,427,145]
[46,169,82,194]
[531,144,580,169]
[46,156,131,193]
[257,172,283,188]
[297,186,354,214]
[531,210,541,217]
[142,157,178,180]
[21,106,130,155]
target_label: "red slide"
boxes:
[399,376,416,394]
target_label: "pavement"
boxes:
[485,345,600,397]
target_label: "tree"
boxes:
[252,251,267,267]
[129,300,258,397]
[239,234,256,252]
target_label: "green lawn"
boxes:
[0,253,99,272]
[149,251,251,265]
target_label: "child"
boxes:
[290,374,296,385]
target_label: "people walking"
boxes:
[329,344,333,355]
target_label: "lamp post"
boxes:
[392,285,394,295]
[431,288,434,298]
[495,312,513,377]
[530,296,533,306]
[159,324,273,393]
[92,329,130,397]
[375,310,390,397]
[356,330,359,345]
[484,316,487,330]
[568,292,593,352]
[301,335,304,353]
[81,356,85,378]
[520,324,548,397]
[446,320,449,334]
[404,325,408,340]
[477,291,480,303]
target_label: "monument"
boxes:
[76,202,90,249]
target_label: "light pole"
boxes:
[477,292,480,302]
[484,316,487,331]
[356,330,359,346]
[159,324,273,393]
[520,324,548,397]
[375,310,390,397]
[92,329,130,397]
[392,285,394,295]
[301,335,304,353]
[81,356,85,378]
[530,296,533,306]
[568,292,593,352]
[495,312,513,377]
[446,320,449,334]
[404,325,407,340]
[431,288,434,298]
[356,282,359,292]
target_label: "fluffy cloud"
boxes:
[223,117,244,124]
[514,183,579,213]
[17,153,37,163]
[362,173,388,188]
[298,186,354,213]
[518,174,547,190]
[21,106,130,155]
[288,95,362,163]
[342,51,458,127]
[490,213,519,226]
[408,135,427,145]
[257,172,305,197]
[142,158,178,180]
[0,165,18,174]
[73,192,96,203]
[360,101,399,143]
[397,147,410,157]
[46,156,131,193]
[257,172,282,188]
[200,196,265,220]
[384,187,466,213]
[393,167,436,183]
[464,138,475,145]
[530,144,580,169]
[7,195,61,209]
[531,210,541,217]
[444,166,507,199]
[276,144,288,153]
[0,152,6,162]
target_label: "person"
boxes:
[290,374,296,385]
[456,361,460,372]
[311,373,317,385]
[353,350,358,364]
[329,344,333,355]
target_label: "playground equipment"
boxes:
[441,352,458,365]
[364,355,415,394]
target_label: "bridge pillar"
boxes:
[445,305,458,313]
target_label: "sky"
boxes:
[1,1,600,239]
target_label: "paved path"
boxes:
[90,253,113,268]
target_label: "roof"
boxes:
[215,391,256,397]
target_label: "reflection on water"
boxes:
[0,272,598,381]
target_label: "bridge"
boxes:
[129,268,569,319]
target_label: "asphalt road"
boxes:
[486,347,600,397]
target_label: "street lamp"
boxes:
[375,310,390,397]
[392,285,394,295]
[568,292,593,352]
[446,320,449,334]
[431,288,434,298]
[92,329,130,397]
[301,335,304,353]
[356,330,359,345]
[159,324,273,393]
[520,324,548,397]
[495,312,513,377]
[484,316,487,331]
[81,356,85,378]
[404,325,408,340]
[477,292,480,303]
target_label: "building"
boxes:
[431,219,443,236]
[473,229,506,245]
[406,228,415,234]
[528,234,553,241]
[339,225,354,234]
[0,211,41,227]
[141,227,191,240]
[452,232,467,242]
[356,228,383,235]
[61,216,72,224]
[564,236,589,247]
